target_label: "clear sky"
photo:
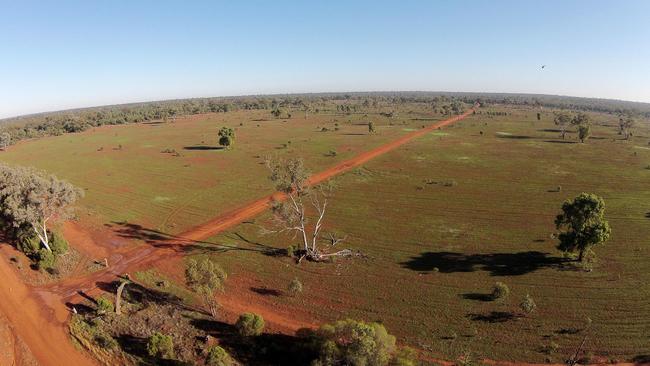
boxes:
[1,0,649,118]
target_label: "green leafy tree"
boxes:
[147,332,174,359]
[0,132,11,150]
[235,312,265,337]
[314,319,396,366]
[0,165,82,252]
[185,258,227,317]
[368,121,376,134]
[218,127,235,149]
[555,193,611,262]
[553,111,572,139]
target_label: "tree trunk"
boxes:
[115,281,127,315]
[578,249,585,262]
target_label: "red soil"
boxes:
[1,108,477,366]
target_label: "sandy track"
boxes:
[1,108,475,366]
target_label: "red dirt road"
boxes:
[0,108,475,366]
[0,247,96,366]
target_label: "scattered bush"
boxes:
[96,296,114,315]
[491,282,510,301]
[235,312,265,337]
[286,244,296,258]
[147,332,175,359]
[541,341,560,355]
[288,278,303,297]
[36,248,55,270]
[314,319,396,366]
[456,349,474,366]
[206,345,233,366]
[520,294,536,314]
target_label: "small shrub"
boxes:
[321,127,329,132]
[491,282,510,301]
[206,345,232,366]
[541,341,559,355]
[147,332,175,359]
[520,294,536,314]
[288,278,303,297]
[456,349,474,366]
[327,150,337,157]
[36,248,55,270]
[49,231,69,256]
[17,233,41,257]
[391,346,418,366]
[286,245,296,258]
[236,312,265,337]
[96,296,114,315]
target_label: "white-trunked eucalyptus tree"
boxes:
[264,157,352,263]
[0,164,82,251]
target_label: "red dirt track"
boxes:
[0,108,475,366]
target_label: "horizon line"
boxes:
[3,90,650,121]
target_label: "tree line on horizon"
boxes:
[0,92,647,147]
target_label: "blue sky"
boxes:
[1,0,649,118]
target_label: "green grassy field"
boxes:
[0,107,437,234]
[3,103,650,362]
[190,106,650,362]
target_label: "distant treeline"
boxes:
[1,92,647,146]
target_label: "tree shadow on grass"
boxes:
[190,318,317,366]
[632,355,650,364]
[250,287,283,297]
[94,279,205,315]
[183,146,225,151]
[401,251,566,276]
[461,292,493,302]
[467,311,516,323]
[645,212,650,219]
[496,135,534,139]
[544,140,576,144]
[107,221,284,258]
[114,334,186,366]
[538,128,562,133]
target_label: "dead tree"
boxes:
[264,157,353,262]
[115,275,130,315]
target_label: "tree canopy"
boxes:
[555,193,611,262]
[218,127,235,149]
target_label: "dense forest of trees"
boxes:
[1,92,647,146]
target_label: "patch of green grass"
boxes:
[196,107,650,362]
